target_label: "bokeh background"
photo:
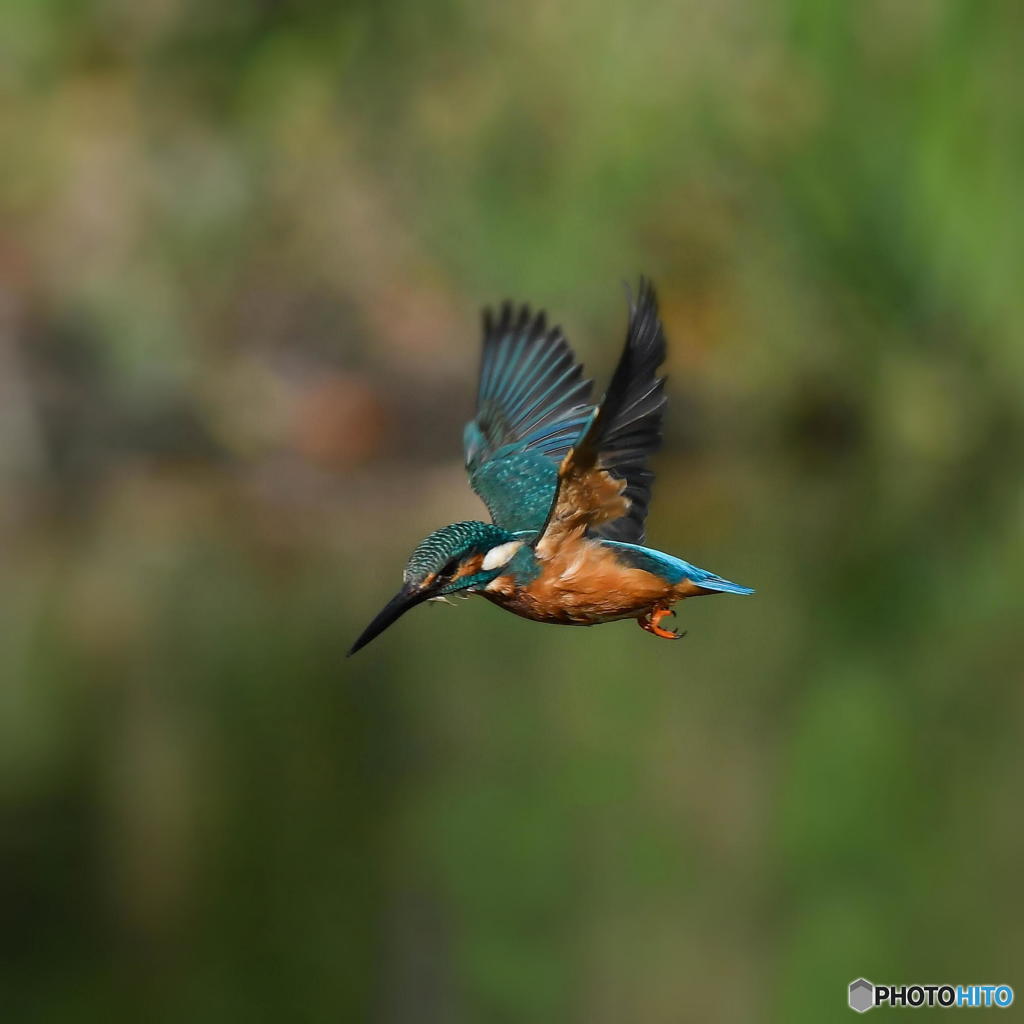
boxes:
[2,1,1023,1021]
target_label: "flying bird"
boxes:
[349,279,753,655]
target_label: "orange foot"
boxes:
[638,605,686,640]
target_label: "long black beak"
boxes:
[347,585,428,656]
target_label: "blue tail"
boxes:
[600,540,755,595]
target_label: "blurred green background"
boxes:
[2,1,1022,1021]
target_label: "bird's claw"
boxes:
[638,606,685,640]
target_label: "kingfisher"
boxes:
[348,278,753,656]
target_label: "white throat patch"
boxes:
[481,540,525,571]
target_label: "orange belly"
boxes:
[480,537,696,626]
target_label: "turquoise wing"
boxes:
[464,303,595,535]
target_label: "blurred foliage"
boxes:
[1,1,1022,1022]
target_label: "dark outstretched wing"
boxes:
[464,303,595,535]
[539,278,667,549]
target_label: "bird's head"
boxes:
[348,521,528,655]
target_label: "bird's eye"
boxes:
[438,558,459,581]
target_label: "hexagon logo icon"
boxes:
[849,978,874,1013]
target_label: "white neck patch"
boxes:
[481,540,525,571]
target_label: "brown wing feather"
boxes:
[536,455,628,555]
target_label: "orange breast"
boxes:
[482,536,675,625]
